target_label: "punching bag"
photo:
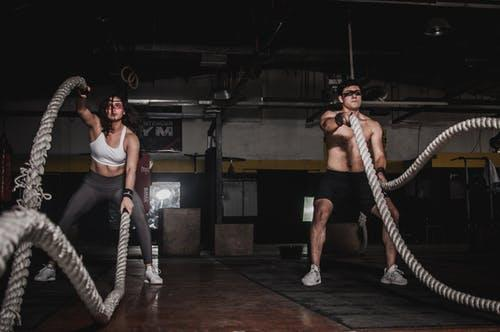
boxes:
[135,152,152,213]
[0,133,13,205]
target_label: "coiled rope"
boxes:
[0,76,132,332]
[350,114,500,315]
[120,66,139,90]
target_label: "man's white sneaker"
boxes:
[144,265,163,285]
[34,264,56,282]
[380,264,407,286]
[301,264,321,286]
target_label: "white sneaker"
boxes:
[144,265,163,285]
[34,264,56,282]
[380,264,407,286]
[301,264,321,286]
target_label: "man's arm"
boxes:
[76,87,99,129]
[370,121,387,182]
[320,110,348,134]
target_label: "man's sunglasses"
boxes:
[342,90,362,98]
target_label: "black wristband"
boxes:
[334,113,344,127]
[375,167,386,177]
[122,188,134,200]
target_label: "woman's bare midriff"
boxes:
[90,159,125,177]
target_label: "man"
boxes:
[301,79,407,287]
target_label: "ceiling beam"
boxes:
[332,0,500,9]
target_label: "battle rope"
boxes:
[0,76,132,332]
[381,117,500,192]
[0,208,131,323]
[350,114,500,315]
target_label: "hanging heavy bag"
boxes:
[135,151,152,214]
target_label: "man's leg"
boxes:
[310,199,333,266]
[302,198,333,286]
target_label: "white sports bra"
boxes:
[89,126,127,167]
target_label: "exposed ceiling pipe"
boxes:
[135,44,255,55]
[2,98,499,117]
[348,15,355,79]
[128,98,500,111]
[332,0,500,9]
[134,44,400,57]
[263,21,285,52]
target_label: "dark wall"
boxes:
[256,170,313,244]
[255,167,500,247]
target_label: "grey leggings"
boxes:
[58,171,152,264]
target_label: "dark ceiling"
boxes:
[2,0,500,101]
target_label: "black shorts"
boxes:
[316,170,376,216]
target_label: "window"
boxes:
[302,196,315,222]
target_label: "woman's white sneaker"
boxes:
[34,264,56,282]
[144,265,163,285]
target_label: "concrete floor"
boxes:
[4,244,500,331]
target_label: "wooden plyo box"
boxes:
[159,208,200,256]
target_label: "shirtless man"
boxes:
[301,79,407,287]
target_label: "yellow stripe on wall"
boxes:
[151,159,327,173]
[12,153,498,173]
[432,152,500,168]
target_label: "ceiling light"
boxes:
[424,17,452,37]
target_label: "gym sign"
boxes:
[140,118,182,152]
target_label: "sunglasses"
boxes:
[342,90,362,98]
[107,102,124,109]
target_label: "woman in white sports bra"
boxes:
[34,86,163,285]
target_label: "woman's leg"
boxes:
[112,190,153,264]
[58,181,101,241]
[35,176,102,281]
[112,189,163,284]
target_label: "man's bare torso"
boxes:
[322,110,375,172]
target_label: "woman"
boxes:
[35,87,163,284]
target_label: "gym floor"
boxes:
[8,244,500,331]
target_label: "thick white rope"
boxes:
[1,76,87,332]
[381,117,500,192]
[0,208,131,325]
[350,114,500,315]
[0,76,132,331]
